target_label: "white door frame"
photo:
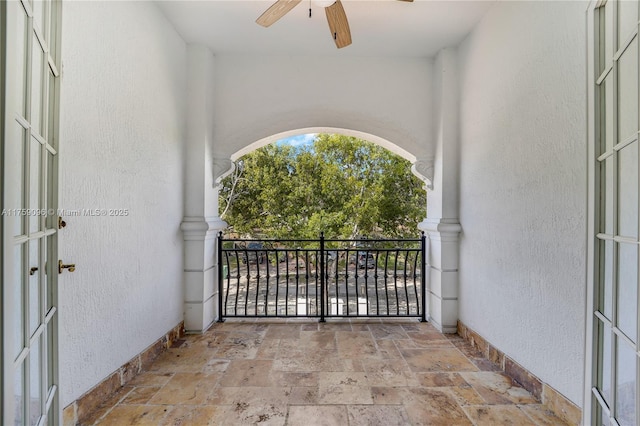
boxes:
[2,0,62,424]
[584,1,640,424]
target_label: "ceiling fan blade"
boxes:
[256,0,302,27]
[397,0,414,2]
[325,0,351,49]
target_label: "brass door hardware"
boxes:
[29,267,38,276]
[58,260,75,274]
[58,217,66,229]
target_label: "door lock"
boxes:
[58,260,76,274]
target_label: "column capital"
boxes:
[213,157,235,187]
[181,216,227,240]
[418,218,462,240]
[411,159,434,190]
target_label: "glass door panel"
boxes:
[617,242,638,341]
[14,364,25,425]
[29,137,41,235]
[2,0,61,424]
[13,244,25,361]
[618,142,638,239]
[619,0,639,43]
[14,9,27,117]
[592,2,640,425]
[603,156,615,235]
[601,240,614,319]
[617,38,638,143]
[6,124,27,238]
[29,338,42,426]
[28,240,40,338]
[30,38,44,136]
[615,338,637,425]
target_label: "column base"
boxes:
[181,216,226,333]
[419,217,461,336]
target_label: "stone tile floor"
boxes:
[84,319,567,425]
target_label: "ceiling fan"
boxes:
[256,0,414,49]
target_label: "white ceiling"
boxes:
[157,0,496,57]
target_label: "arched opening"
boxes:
[215,131,429,322]
[219,131,427,241]
[231,127,417,164]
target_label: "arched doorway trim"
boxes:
[221,127,434,190]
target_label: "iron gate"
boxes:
[217,233,426,322]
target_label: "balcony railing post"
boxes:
[217,231,225,322]
[420,231,427,322]
[319,232,326,322]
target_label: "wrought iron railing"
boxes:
[217,233,426,322]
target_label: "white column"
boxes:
[181,45,226,333]
[418,47,461,333]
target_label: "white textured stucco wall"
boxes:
[58,1,186,405]
[458,1,587,405]
[213,55,433,161]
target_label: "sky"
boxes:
[275,133,317,147]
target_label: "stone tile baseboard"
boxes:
[62,322,184,426]
[457,321,581,425]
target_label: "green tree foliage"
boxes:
[219,134,426,239]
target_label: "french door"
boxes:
[590,0,640,425]
[2,0,62,424]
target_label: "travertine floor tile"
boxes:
[270,371,319,387]
[94,405,170,425]
[147,372,220,405]
[318,322,353,331]
[274,349,347,372]
[374,339,403,359]
[301,323,319,331]
[362,359,416,387]
[147,348,210,373]
[287,405,349,426]
[460,372,538,405]
[254,338,280,359]
[288,386,320,404]
[79,387,133,425]
[79,320,569,426]
[371,386,407,405]
[218,359,275,387]
[462,405,536,426]
[202,359,230,374]
[126,372,173,387]
[518,404,570,425]
[264,324,301,339]
[403,388,473,425]
[336,331,380,359]
[406,330,452,346]
[368,323,410,340]
[299,331,337,350]
[120,386,161,405]
[415,372,467,387]
[318,372,373,404]
[160,405,224,426]
[217,402,287,425]
[444,385,487,406]
[208,386,291,407]
[401,347,479,372]
[347,405,411,426]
